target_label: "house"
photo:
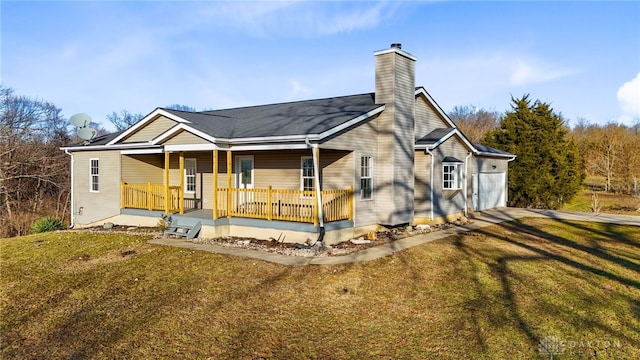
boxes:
[61,44,515,244]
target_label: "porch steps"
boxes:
[164,217,201,239]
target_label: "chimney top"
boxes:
[391,43,402,49]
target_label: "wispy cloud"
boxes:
[509,57,578,86]
[419,51,579,89]
[415,50,584,115]
[182,1,394,38]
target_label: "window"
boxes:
[360,156,373,200]
[90,158,99,192]
[185,158,196,193]
[301,157,314,192]
[443,163,462,190]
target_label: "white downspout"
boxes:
[64,149,75,228]
[305,138,324,229]
[506,155,517,206]
[464,151,472,218]
[426,148,434,221]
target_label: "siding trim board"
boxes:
[153,123,217,145]
[414,88,458,129]
[107,109,192,145]
[121,148,163,155]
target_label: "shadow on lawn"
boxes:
[454,215,640,354]
[498,219,640,288]
[452,235,544,351]
[17,253,296,359]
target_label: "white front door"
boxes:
[235,156,254,209]
[235,156,254,189]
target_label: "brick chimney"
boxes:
[374,43,417,225]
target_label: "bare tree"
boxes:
[106,105,195,132]
[107,109,143,131]
[572,121,640,194]
[0,85,71,237]
[448,105,500,143]
[165,104,196,112]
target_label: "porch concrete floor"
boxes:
[148,208,640,266]
[178,208,213,219]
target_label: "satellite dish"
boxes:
[77,127,97,141]
[70,113,92,127]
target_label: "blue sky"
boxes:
[2,1,639,132]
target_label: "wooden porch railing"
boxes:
[121,182,352,224]
[322,188,353,222]
[216,186,352,224]
[121,182,181,212]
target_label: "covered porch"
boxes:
[120,148,354,225]
[122,183,352,225]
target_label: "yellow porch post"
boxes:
[226,150,232,218]
[213,149,218,220]
[179,151,184,214]
[164,151,170,215]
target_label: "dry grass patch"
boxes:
[2,219,639,359]
[562,189,640,214]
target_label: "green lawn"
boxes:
[2,218,639,359]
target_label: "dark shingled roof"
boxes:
[415,128,454,145]
[84,131,124,146]
[163,93,382,139]
[472,142,513,156]
[442,156,463,163]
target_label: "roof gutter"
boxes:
[60,142,160,152]
[474,151,517,159]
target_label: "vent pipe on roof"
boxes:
[391,43,402,49]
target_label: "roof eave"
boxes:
[60,143,161,152]
[107,108,192,145]
[475,151,517,159]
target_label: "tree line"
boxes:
[450,99,640,207]
[0,85,197,237]
[1,86,71,237]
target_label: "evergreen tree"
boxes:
[484,95,584,209]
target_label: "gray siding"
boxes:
[413,150,432,219]
[431,135,472,219]
[322,116,378,151]
[124,116,176,143]
[415,95,452,141]
[163,130,211,145]
[468,156,509,174]
[73,150,121,225]
[374,47,415,225]
[320,150,352,191]
[322,116,378,226]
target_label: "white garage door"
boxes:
[478,172,506,211]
